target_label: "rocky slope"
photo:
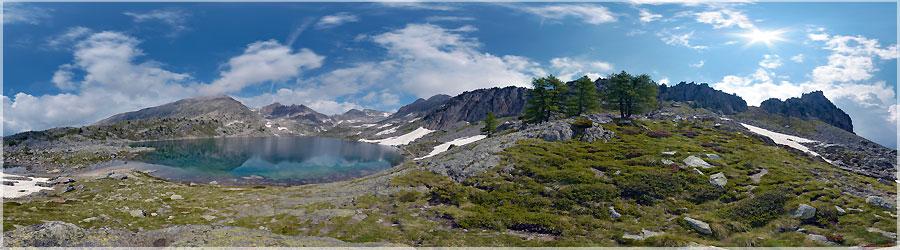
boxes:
[332,109,391,124]
[759,91,854,133]
[258,103,330,125]
[389,94,451,119]
[95,95,258,125]
[421,86,529,130]
[657,82,749,115]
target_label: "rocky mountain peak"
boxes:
[657,82,749,115]
[760,91,853,133]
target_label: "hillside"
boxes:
[759,91,854,133]
[95,95,259,125]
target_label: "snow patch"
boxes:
[375,127,397,136]
[277,127,289,131]
[225,120,244,126]
[377,123,393,129]
[741,123,821,158]
[408,117,421,123]
[1,173,52,198]
[360,127,434,146]
[415,135,487,160]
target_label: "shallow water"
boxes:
[131,136,403,186]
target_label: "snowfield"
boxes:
[375,127,397,136]
[415,135,488,160]
[741,123,821,157]
[2,173,52,198]
[360,127,434,146]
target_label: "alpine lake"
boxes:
[129,136,404,186]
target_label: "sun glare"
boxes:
[740,29,788,47]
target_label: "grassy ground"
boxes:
[3,119,896,247]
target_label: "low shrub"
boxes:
[646,130,671,138]
[724,190,790,227]
[682,130,701,138]
[626,150,644,158]
[701,142,718,148]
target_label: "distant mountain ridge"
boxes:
[95,95,258,125]
[760,91,854,133]
[421,86,529,129]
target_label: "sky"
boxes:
[3,2,897,148]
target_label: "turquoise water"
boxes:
[131,136,403,186]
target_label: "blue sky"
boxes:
[3,2,897,148]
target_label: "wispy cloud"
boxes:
[692,8,755,29]
[790,54,804,63]
[638,8,662,23]
[425,16,475,22]
[315,12,359,29]
[45,26,92,50]
[3,3,52,25]
[124,9,190,38]
[759,54,782,69]
[690,60,704,68]
[657,30,707,50]
[520,4,617,25]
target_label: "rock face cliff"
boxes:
[657,82,749,115]
[332,109,390,124]
[95,95,258,125]
[760,91,854,133]
[422,86,529,129]
[390,94,451,119]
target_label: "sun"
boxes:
[739,29,788,47]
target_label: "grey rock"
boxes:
[50,177,75,185]
[684,155,715,168]
[581,126,615,143]
[700,153,723,160]
[201,215,216,221]
[622,232,643,241]
[129,210,145,218]
[692,168,705,175]
[835,206,846,216]
[3,176,31,181]
[806,234,836,245]
[709,173,727,188]
[641,229,662,238]
[867,227,898,239]
[108,173,127,180]
[662,151,677,156]
[683,217,712,235]
[791,204,817,220]
[609,207,621,219]
[170,194,183,200]
[2,181,16,186]
[208,181,218,185]
[866,196,896,210]
[64,186,75,193]
[661,159,675,165]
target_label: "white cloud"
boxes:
[759,54,782,69]
[315,12,359,29]
[659,77,670,85]
[549,57,614,81]
[46,26,92,50]
[425,16,475,22]
[124,9,190,38]
[790,54,804,63]
[627,29,647,36]
[4,31,329,135]
[201,40,324,95]
[521,4,617,25]
[808,33,829,41]
[889,104,899,122]
[3,31,199,135]
[371,23,544,97]
[693,9,755,29]
[638,8,662,23]
[821,35,899,60]
[811,54,874,84]
[690,60,704,68]
[658,30,707,50]
[2,3,51,25]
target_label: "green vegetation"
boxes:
[599,71,659,118]
[565,75,600,117]
[523,75,568,124]
[481,111,498,137]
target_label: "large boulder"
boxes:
[866,196,896,210]
[683,217,712,235]
[791,204,817,220]
[684,155,715,168]
[709,173,727,188]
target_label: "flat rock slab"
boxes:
[684,155,715,169]
[683,217,711,235]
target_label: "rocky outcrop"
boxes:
[709,173,727,188]
[866,196,896,210]
[421,86,529,129]
[657,82,748,115]
[95,95,258,125]
[2,221,401,247]
[390,94,451,119]
[684,155,715,169]
[760,91,853,133]
[417,117,614,181]
[683,217,712,235]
